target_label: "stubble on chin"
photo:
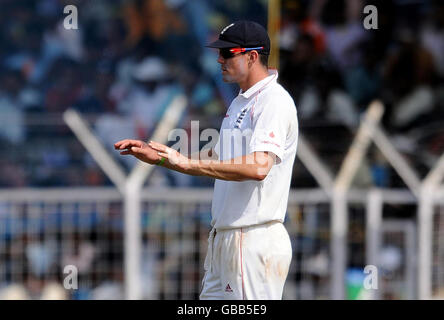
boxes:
[226,61,248,83]
[222,73,236,83]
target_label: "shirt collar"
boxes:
[239,69,279,99]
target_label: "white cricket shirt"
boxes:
[212,70,298,229]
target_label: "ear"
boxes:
[248,50,259,67]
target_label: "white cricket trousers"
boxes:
[199,221,292,300]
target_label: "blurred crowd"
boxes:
[280,0,444,188]
[0,201,214,300]
[1,0,443,300]
[0,0,443,189]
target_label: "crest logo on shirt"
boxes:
[225,283,233,292]
[269,131,275,138]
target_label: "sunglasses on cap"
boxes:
[219,46,264,59]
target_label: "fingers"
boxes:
[114,139,143,150]
[114,139,147,159]
[119,147,142,155]
[148,141,167,152]
[114,140,129,149]
[119,146,144,156]
[115,139,164,152]
[115,139,171,165]
[131,146,143,153]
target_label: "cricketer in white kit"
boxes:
[114,20,298,300]
[200,70,298,300]
[200,20,298,300]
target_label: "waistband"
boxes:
[214,220,282,234]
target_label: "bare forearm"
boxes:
[115,140,274,182]
[161,153,272,182]
[190,158,263,181]
[159,148,218,176]
[189,148,217,161]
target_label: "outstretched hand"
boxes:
[114,139,161,165]
[148,141,190,167]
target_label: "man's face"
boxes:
[217,48,250,83]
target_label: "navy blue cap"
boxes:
[206,20,270,55]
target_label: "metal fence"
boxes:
[0,187,443,300]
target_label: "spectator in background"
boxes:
[95,55,193,188]
[420,0,444,78]
[117,56,178,140]
[124,0,187,47]
[74,61,116,115]
[95,56,176,164]
[0,69,29,189]
[0,68,33,187]
[123,0,200,69]
[40,282,68,300]
[44,58,84,113]
[383,29,437,131]
[279,0,326,55]
[312,0,367,71]
[25,237,57,292]
[343,40,382,108]
[2,2,42,80]
[0,284,31,300]
[0,69,26,144]
[287,56,359,129]
[280,33,321,110]
[61,233,96,279]
[280,0,362,128]
[91,266,124,300]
